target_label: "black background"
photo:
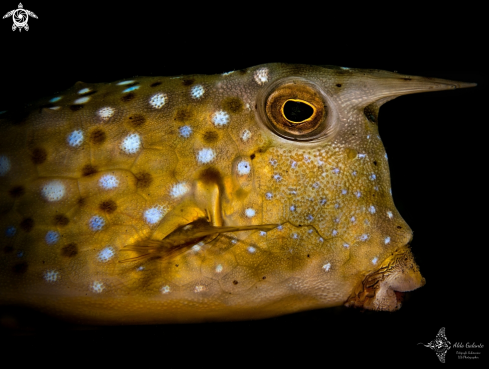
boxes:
[0,2,486,367]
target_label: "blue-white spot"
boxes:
[49,96,62,103]
[341,189,347,195]
[320,198,327,205]
[179,125,192,138]
[89,216,105,231]
[385,153,388,160]
[67,130,84,147]
[273,174,282,182]
[190,85,205,99]
[322,263,331,272]
[352,170,357,176]
[247,246,256,253]
[359,234,369,241]
[122,85,140,93]
[45,231,59,245]
[277,225,283,230]
[73,96,90,104]
[265,192,273,200]
[117,80,136,85]
[150,93,167,108]
[290,205,296,211]
[97,107,115,121]
[241,129,252,142]
[291,233,298,239]
[91,281,105,293]
[358,154,366,159]
[237,160,251,175]
[387,211,393,219]
[99,174,119,190]
[98,246,115,262]
[42,180,66,202]
[215,264,223,273]
[121,133,141,154]
[144,205,166,225]
[369,205,376,214]
[319,237,324,242]
[44,270,60,283]
[0,155,11,176]
[332,230,338,236]
[260,231,266,236]
[254,67,269,85]
[385,236,391,244]
[245,208,256,218]
[212,110,229,126]
[370,174,376,180]
[307,215,313,221]
[161,285,171,294]
[78,88,91,95]
[5,226,16,237]
[333,168,340,174]
[343,243,349,248]
[170,182,189,198]
[197,148,216,164]
[350,216,355,222]
[354,191,361,198]
[291,160,297,169]
[372,257,378,265]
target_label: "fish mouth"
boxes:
[344,247,425,311]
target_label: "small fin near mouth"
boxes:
[119,219,277,263]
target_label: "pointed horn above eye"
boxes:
[365,71,477,102]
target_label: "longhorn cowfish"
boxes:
[0,64,476,324]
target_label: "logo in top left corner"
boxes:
[3,3,37,32]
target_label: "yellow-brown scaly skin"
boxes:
[0,64,474,324]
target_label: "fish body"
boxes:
[0,64,475,324]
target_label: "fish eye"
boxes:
[260,79,332,141]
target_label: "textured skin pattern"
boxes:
[0,64,472,324]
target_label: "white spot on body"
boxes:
[0,156,11,176]
[277,225,283,231]
[190,85,205,99]
[73,96,90,104]
[370,174,377,180]
[179,126,192,138]
[291,160,297,169]
[260,231,266,236]
[237,161,251,175]
[170,182,189,198]
[265,192,273,200]
[372,257,378,265]
[91,281,105,293]
[354,191,361,198]
[121,133,141,154]
[254,67,269,85]
[44,270,60,283]
[322,263,331,272]
[385,153,388,160]
[385,237,391,244]
[247,246,256,253]
[307,215,313,221]
[49,96,62,103]
[49,106,61,110]
[343,243,349,248]
[212,110,230,126]
[333,168,340,174]
[215,264,223,273]
[98,246,115,262]
[387,211,393,219]
[332,230,338,236]
[99,174,119,190]
[89,216,105,231]
[319,237,324,242]
[78,88,91,94]
[161,285,171,294]
[42,181,65,202]
[358,154,366,159]
[197,148,216,164]
[45,231,59,245]
[117,80,135,85]
[222,71,234,76]
[150,93,167,108]
[273,174,282,182]
[369,205,376,214]
[241,129,252,142]
[245,208,256,218]
[67,130,84,147]
[350,216,356,223]
[97,107,115,121]
[191,245,201,252]
[122,86,140,93]
[144,205,166,225]
[360,234,369,241]
[194,285,205,293]
[290,205,296,211]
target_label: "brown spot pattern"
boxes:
[99,200,117,214]
[20,218,34,232]
[90,129,106,145]
[128,114,146,128]
[69,105,84,112]
[202,130,219,143]
[135,172,153,189]
[82,164,98,176]
[121,93,136,102]
[54,214,69,226]
[31,147,47,165]
[222,97,243,114]
[174,107,194,122]
[61,243,78,257]
[182,78,195,86]
[9,185,25,198]
[150,81,162,87]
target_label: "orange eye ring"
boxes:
[280,99,317,124]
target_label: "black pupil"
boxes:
[283,100,314,122]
